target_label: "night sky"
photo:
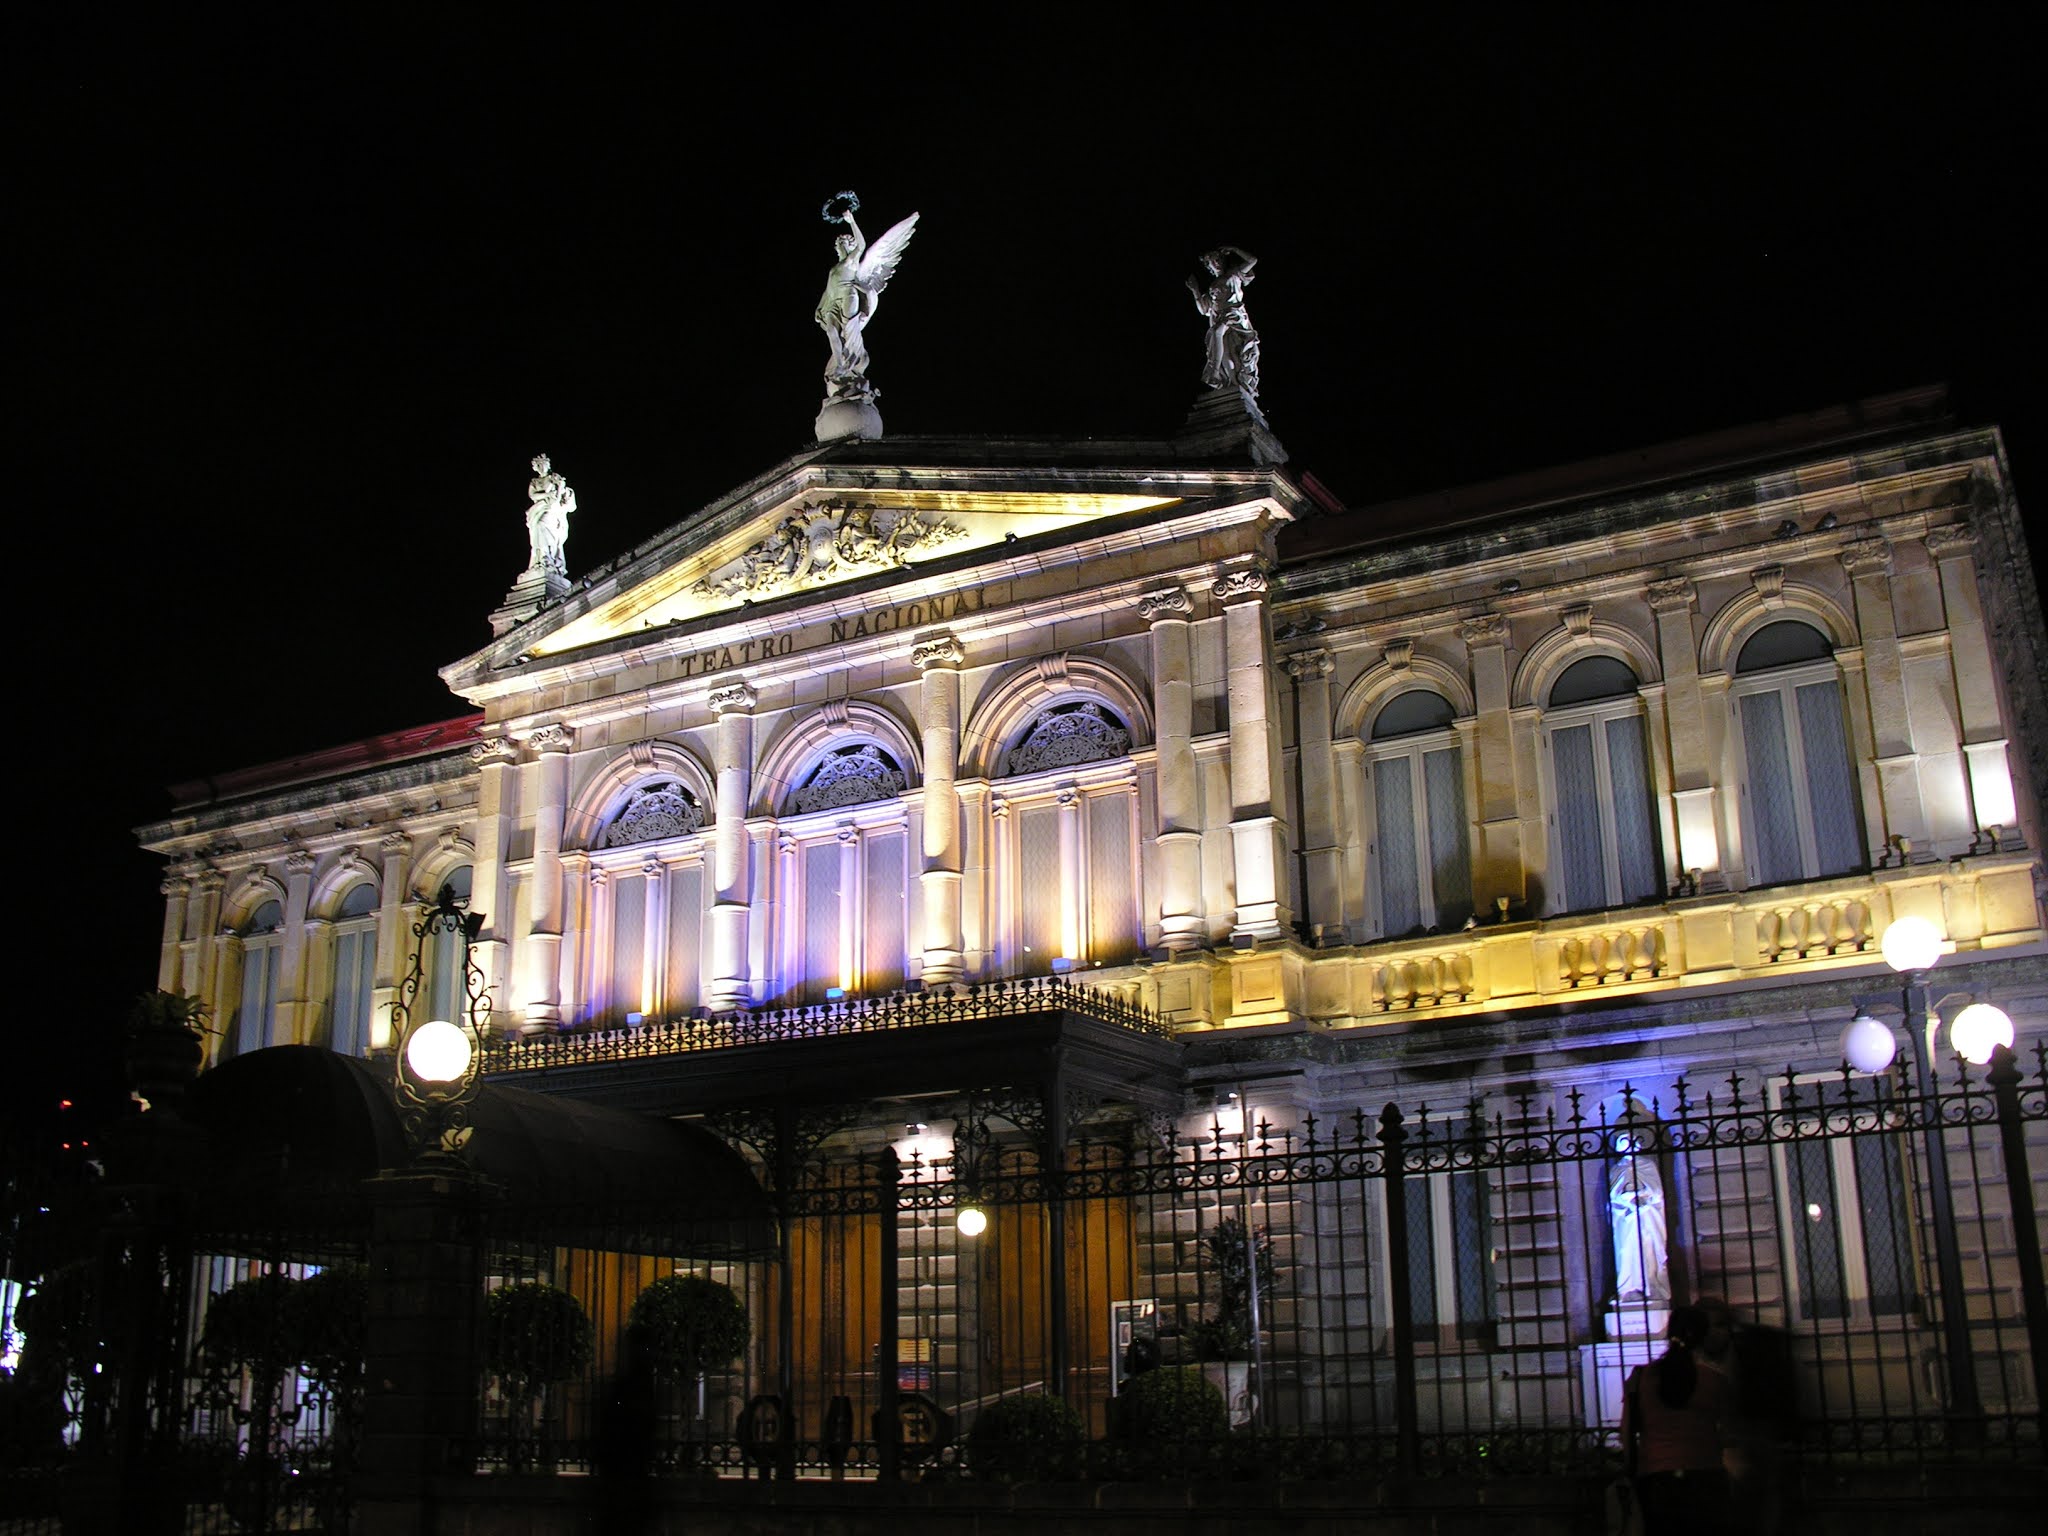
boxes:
[15,14,2040,1138]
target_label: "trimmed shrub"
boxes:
[626,1274,748,1384]
[1109,1367,1228,1478]
[482,1281,593,1402]
[966,1393,1086,1482]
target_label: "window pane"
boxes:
[1087,795,1138,963]
[1018,806,1062,970]
[1374,755,1421,936]
[1796,682,1864,877]
[1851,1130,1916,1314]
[663,865,702,1015]
[1786,1138,1848,1321]
[1422,747,1471,930]
[864,831,908,992]
[1604,714,1662,904]
[1450,1169,1495,1328]
[1740,691,1805,885]
[802,844,840,1003]
[332,927,373,1057]
[1551,724,1606,909]
[1404,1184,1438,1329]
[609,872,646,1019]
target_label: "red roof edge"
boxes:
[168,714,486,809]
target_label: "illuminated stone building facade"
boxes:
[137,386,2048,1456]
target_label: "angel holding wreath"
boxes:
[815,191,920,400]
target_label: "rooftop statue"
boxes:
[523,454,575,579]
[1187,246,1262,399]
[814,191,919,442]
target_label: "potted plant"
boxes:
[627,1274,748,1436]
[123,990,210,1110]
[481,1281,593,1471]
[1183,1218,1276,1427]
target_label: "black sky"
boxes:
[15,11,2041,1125]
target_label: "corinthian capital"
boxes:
[1460,613,1510,648]
[1135,585,1193,622]
[912,634,966,670]
[707,681,758,715]
[1924,522,1977,560]
[1839,537,1893,578]
[1283,647,1334,681]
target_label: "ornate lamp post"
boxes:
[1838,916,2011,1424]
[390,884,492,1162]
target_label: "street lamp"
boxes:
[391,883,492,1161]
[1837,915,2005,1425]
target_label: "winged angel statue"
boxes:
[815,191,919,408]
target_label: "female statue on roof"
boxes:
[1187,245,1262,399]
[815,191,920,403]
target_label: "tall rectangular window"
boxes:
[1774,1077,1917,1321]
[1736,669,1864,884]
[1370,741,1471,937]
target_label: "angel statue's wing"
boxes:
[855,212,920,298]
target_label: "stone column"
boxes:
[1460,613,1523,907]
[370,833,412,1051]
[275,847,316,1047]
[837,827,861,991]
[1138,585,1205,952]
[518,723,574,1030]
[640,857,665,1018]
[468,735,522,1007]
[1841,537,1930,860]
[190,870,227,1057]
[586,867,613,1022]
[1284,647,1342,943]
[157,874,191,992]
[1057,787,1084,963]
[1647,578,1722,889]
[913,634,967,983]
[707,682,758,1011]
[1214,561,1292,943]
[1927,523,2019,840]
[558,851,589,1026]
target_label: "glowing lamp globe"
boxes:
[1880,916,1942,975]
[406,1020,473,1084]
[1840,1012,1899,1074]
[956,1205,988,1238]
[1949,1003,2015,1066]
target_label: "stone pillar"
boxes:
[640,857,664,1017]
[586,867,613,1022]
[1214,561,1292,943]
[518,723,573,1029]
[157,874,191,992]
[1841,537,1930,859]
[1284,647,1342,943]
[468,735,521,1006]
[707,682,758,1011]
[1461,613,1524,907]
[558,851,589,1026]
[355,1170,494,1536]
[370,833,412,1051]
[274,847,316,1047]
[1139,585,1205,953]
[913,634,966,983]
[1057,787,1084,963]
[837,827,861,990]
[1927,523,2020,840]
[1647,578,1722,889]
[189,869,226,1046]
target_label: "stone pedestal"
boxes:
[1578,1337,1665,1427]
[816,396,883,442]
[1176,387,1287,464]
[489,567,569,637]
[1605,1302,1671,1340]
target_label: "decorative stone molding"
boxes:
[1460,613,1510,648]
[196,867,229,893]
[1283,647,1335,681]
[1383,638,1414,671]
[1056,788,1079,809]
[687,501,968,601]
[286,847,317,876]
[641,858,663,881]
[379,830,414,856]
[1211,563,1271,603]
[836,825,861,845]
[820,699,851,729]
[777,833,799,857]
[912,634,966,669]
[1840,537,1894,578]
[527,722,574,754]
[1034,654,1070,685]
[1646,577,1696,613]
[788,745,907,815]
[707,681,758,715]
[589,867,610,890]
[602,781,707,847]
[1925,523,1978,560]
[1136,585,1193,622]
[160,875,191,899]
[1001,703,1132,777]
[1750,564,1786,607]
[1561,602,1594,638]
[471,735,520,764]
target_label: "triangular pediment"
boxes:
[525,483,1179,659]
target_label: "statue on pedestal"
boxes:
[1186,246,1262,399]
[814,191,920,442]
[1608,1126,1672,1305]
[523,454,575,579]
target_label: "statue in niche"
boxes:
[1186,246,1262,398]
[1608,1125,1671,1304]
[815,191,920,403]
[524,454,576,578]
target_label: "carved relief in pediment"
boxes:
[690,502,967,602]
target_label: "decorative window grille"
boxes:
[1001,702,1131,777]
[788,745,907,815]
[602,780,706,847]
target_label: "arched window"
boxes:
[426,865,474,1025]
[1367,690,1471,937]
[602,780,706,847]
[328,882,378,1057]
[785,745,907,815]
[1543,657,1662,912]
[234,899,284,1057]
[1732,620,1863,884]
